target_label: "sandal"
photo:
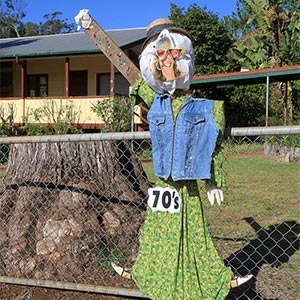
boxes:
[111,262,132,279]
[111,262,253,287]
[230,274,253,288]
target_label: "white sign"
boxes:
[147,187,182,213]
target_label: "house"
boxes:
[1,29,299,130]
[0,28,147,129]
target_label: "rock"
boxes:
[36,239,56,255]
[18,257,36,275]
[264,142,300,162]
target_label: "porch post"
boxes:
[21,60,26,99]
[16,58,26,98]
[110,62,115,96]
[65,58,69,97]
[265,75,269,126]
[16,58,26,123]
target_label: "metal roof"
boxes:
[191,65,300,87]
[0,28,147,59]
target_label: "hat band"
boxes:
[146,23,177,39]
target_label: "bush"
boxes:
[91,96,132,132]
[23,100,82,135]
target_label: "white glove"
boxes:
[205,182,224,206]
[74,9,93,31]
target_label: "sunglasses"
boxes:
[155,48,182,59]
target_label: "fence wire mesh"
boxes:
[0,129,299,300]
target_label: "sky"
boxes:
[22,0,238,30]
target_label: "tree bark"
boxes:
[0,140,151,282]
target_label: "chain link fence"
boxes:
[0,127,299,300]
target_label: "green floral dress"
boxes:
[130,78,232,300]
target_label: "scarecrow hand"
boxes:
[205,183,224,206]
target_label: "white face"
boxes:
[139,29,195,95]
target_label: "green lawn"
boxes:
[142,155,299,237]
[207,155,299,237]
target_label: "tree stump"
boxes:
[0,140,151,283]
[264,142,300,162]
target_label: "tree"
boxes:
[227,0,300,69]
[23,21,39,36]
[38,12,76,35]
[279,0,300,66]
[0,0,26,37]
[226,84,267,127]
[225,0,300,125]
[169,3,235,75]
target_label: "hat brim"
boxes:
[142,26,193,50]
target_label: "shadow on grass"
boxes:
[224,217,300,300]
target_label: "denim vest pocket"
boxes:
[148,114,165,126]
[184,113,206,136]
[185,113,205,125]
[177,113,206,178]
[148,113,171,179]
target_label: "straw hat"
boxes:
[142,18,193,49]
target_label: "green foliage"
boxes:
[21,12,76,37]
[136,148,152,159]
[0,102,18,136]
[91,96,132,132]
[168,2,299,127]
[37,12,76,35]
[227,0,300,68]
[263,134,300,148]
[222,141,264,155]
[22,123,52,136]
[169,3,235,75]
[96,247,127,275]
[225,84,266,127]
[23,21,38,36]
[0,103,18,163]
[279,0,300,65]
[221,1,300,127]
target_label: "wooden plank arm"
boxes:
[76,10,141,86]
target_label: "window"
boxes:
[27,74,48,97]
[0,62,13,97]
[69,70,88,96]
[97,73,130,96]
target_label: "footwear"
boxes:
[111,262,132,279]
[230,274,253,288]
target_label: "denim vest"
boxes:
[148,93,219,181]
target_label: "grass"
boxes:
[213,155,299,233]
[142,153,299,237]
[222,141,264,156]
[96,246,127,275]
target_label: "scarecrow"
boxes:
[111,18,253,300]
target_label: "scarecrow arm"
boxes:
[75,9,141,86]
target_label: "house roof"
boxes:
[0,28,147,59]
[1,30,298,88]
[191,65,300,88]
